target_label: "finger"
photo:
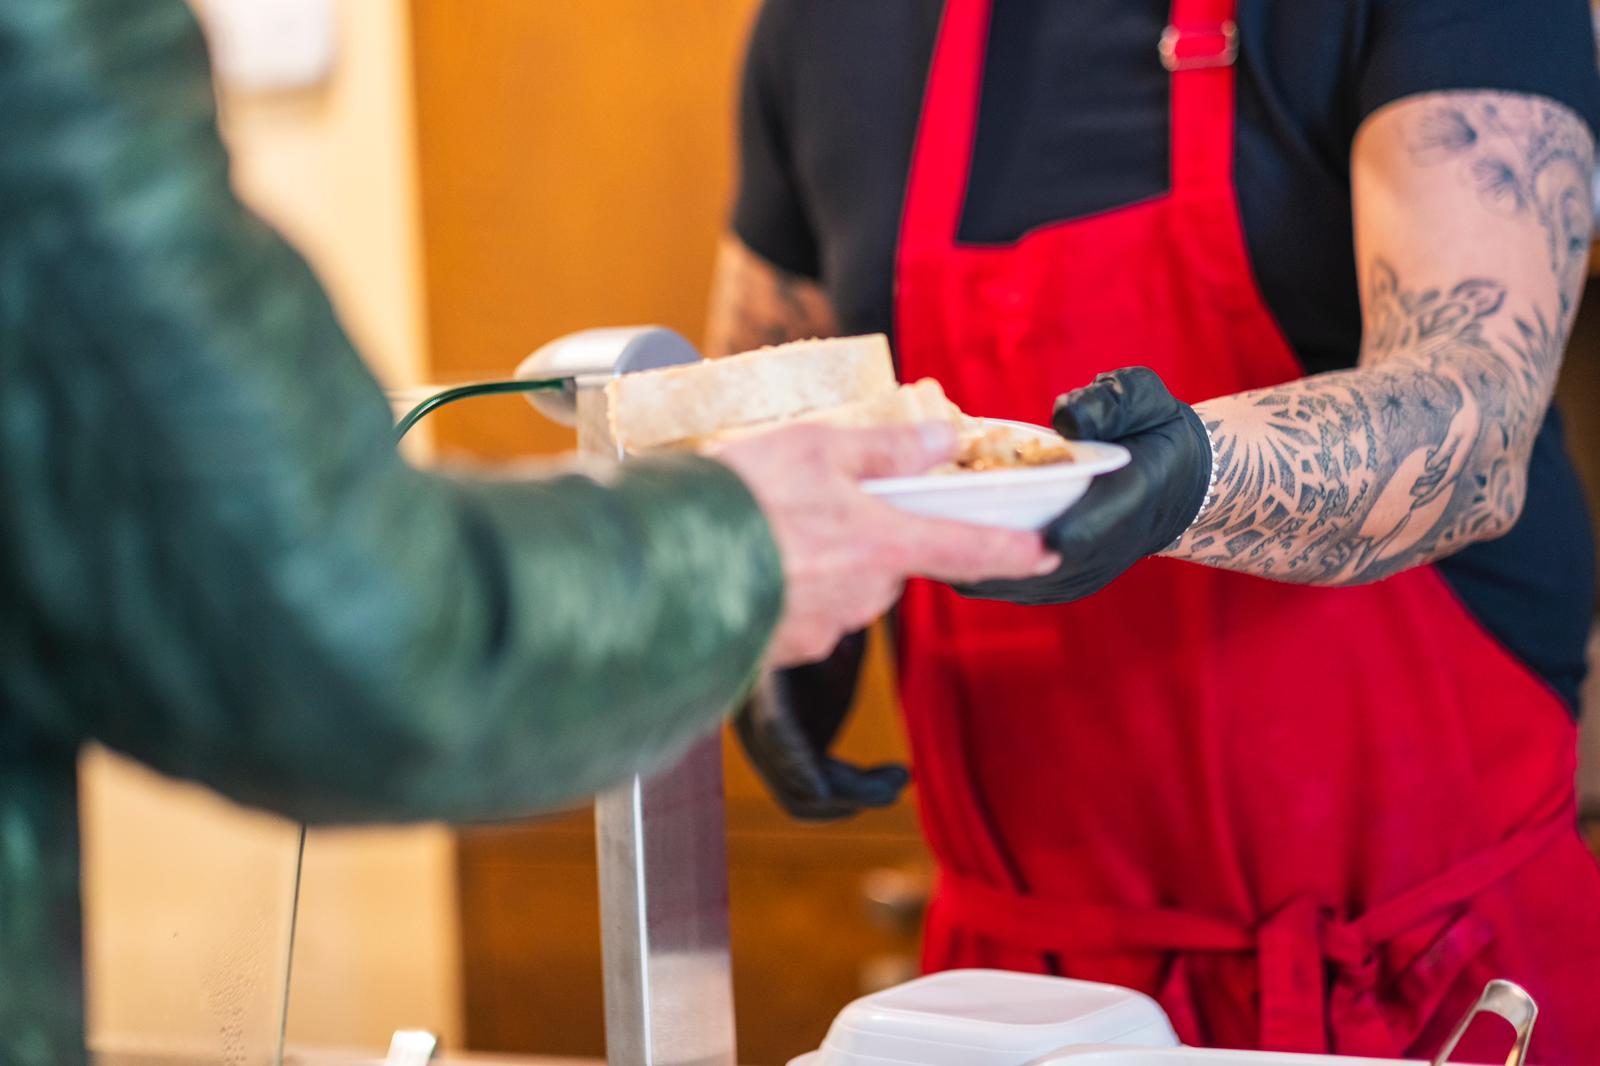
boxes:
[786,797,860,822]
[823,761,910,808]
[831,422,958,479]
[1052,366,1178,441]
[956,573,1064,606]
[889,511,1058,584]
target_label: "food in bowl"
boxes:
[953,425,1078,472]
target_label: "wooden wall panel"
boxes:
[411,0,761,459]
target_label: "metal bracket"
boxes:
[1158,21,1238,72]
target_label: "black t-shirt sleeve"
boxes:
[732,0,822,280]
[1358,0,1600,135]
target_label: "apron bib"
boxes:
[891,0,1600,1058]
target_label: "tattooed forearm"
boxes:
[1164,260,1560,584]
[1161,91,1588,585]
[1409,94,1594,319]
[705,235,839,356]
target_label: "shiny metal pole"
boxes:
[595,740,737,1066]
[562,328,738,1066]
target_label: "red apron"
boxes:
[892,0,1600,1059]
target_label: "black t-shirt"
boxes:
[734,0,1600,709]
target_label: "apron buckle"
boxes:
[1159,21,1239,72]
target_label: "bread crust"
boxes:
[699,378,971,445]
[604,334,898,450]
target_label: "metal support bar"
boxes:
[566,327,737,1066]
[595,739,737,1066]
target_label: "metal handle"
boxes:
[1430,980,1538,1066]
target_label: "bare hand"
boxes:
[710,423,1057,667]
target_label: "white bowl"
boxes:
[862,420,1130,530]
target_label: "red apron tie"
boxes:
[936,817,1568,1053]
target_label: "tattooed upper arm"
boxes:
[1167,92,1594,584]
[1404,95,1593,319]
[704,235,840,357]
[1354,91,1592,349]
[1350,92,1591,546]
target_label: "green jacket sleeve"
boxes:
[1,0,784,823]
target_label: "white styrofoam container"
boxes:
[787,970,1180,1066]
[788,971,1441,1066]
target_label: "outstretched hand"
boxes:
[963,367,1213,606]
[710,422,1057,666]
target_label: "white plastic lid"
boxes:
[795,970,1179,1066]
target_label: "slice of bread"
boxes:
[603,334,897,451]
[800,378,968,431]
[703,378,972,444]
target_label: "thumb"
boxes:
[834,422,958,479]
[1053,366,1182,442]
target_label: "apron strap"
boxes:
[1167,0,1240,193]
[898,0,993,253]
[904,0,1242,242]
[936,815,1572,1054]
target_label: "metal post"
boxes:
[595,741,737,1066]
[567,329,738,1066]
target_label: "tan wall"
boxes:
[80,750,306,1062]
[285,825,463,1049]
[81,0,463,1056]
[220,0,429,388]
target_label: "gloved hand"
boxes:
[734,630,909,820]
[964,367,1213,606]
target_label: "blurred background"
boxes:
[79,2,1600,1064]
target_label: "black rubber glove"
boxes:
[734,630,910,821]
[964,367,1213,606]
